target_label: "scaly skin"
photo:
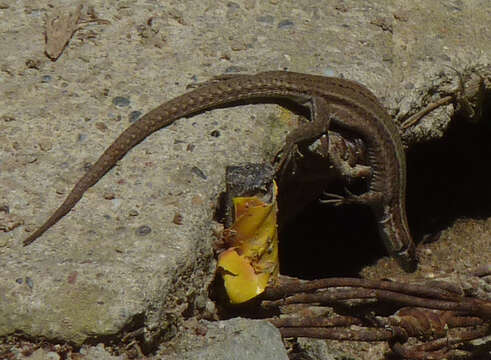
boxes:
[23,71,416,271]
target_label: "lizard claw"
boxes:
[320,187,365,206]
[319,192,345,205]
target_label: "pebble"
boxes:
[136,225,151,236]
[103,192,115,200]
[278,19,294,29]
[41,75,52,83]
[191,166,207,179]
[95,122,108,132]
[172,213,183,225]
[129,110,142,123]
[112,96,130,107]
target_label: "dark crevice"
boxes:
[278,188,386,279]
[276,147,384,279]
[406,111,491,242]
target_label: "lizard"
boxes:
[22,71,417,271]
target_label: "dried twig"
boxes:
[391,324,489,360]
[260,271,490,359]
[262,277,490,319]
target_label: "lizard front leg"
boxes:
[275,96,334,176]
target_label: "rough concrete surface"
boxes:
[159,318,289,360]
[0,0,489,359]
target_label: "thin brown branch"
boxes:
[264,286,490,318]
[263,277,460,301]
[401,96,453,129]
[391,324,489,359]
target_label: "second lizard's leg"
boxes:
[275,96,334,175]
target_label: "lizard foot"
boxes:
[320,189,383,207]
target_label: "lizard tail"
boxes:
[23,109,179,246]
[23,188,84,246]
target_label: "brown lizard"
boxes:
[22,71,416,271]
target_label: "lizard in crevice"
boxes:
[22,71,416,271]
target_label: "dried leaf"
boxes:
[45,2,110,60]
[45,3,83,60]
